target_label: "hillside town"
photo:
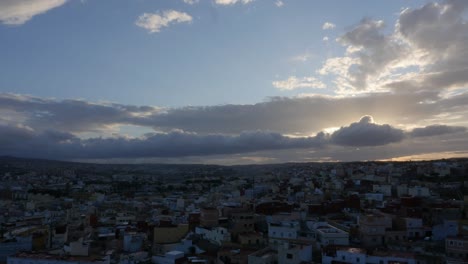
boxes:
[1,157,468,264]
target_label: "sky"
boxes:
[0,0,467,164]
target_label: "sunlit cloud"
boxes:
[183,0,199,4]
[135,10,192,33]
[322,22,336,30]
[275,0,284,7]
[0,0,67,25]
[214,0,254,5]
[318,1,468,95]
[272,76,326,90]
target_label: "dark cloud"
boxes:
[0,124,327,159]
[135,92,446,135]
[330,116,405,147]
[410,125,466,137]
[0,93,159,133]
[2,91,468,137]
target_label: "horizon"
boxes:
[1,0,468,164]
[2,155,467,167]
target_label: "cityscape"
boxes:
[1,0,468,263]
[1,156,468,264]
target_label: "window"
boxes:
[356,257,360,262]
[287,253,293,259]
[342,256,345,261]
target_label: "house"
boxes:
[358,213,392,247]
[277,243,313,264]
[195,227,230,245]
[315,224,349,247]
[446,236,468,264]
[248,247,277,264]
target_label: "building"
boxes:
[322,246,417,264]
[248,247,277,264]
[195,227,230,245]
[358,213,392,248]
[268,222,299,244]
[277,243,313,264]
[7,252,110,264]
[200,208,219,228]
[446,236,468,264]
[0,236,32,263]
[315,224,349,247]
[152,251,185,264]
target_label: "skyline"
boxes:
[1,0,467,164]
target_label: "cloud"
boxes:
[291,52,313,62]
[318,0,468,95]
[135,10,192,33]
[275,0,284,7]
[0,93,161,133]
[272,76,326,90]
[0,124,327,159]
[0,0,67,25]
[330,115,405,147]
[4,90,468,138]
[214,0,254,5]
[410,125,467,137]
[322,22,336,30]
[1,92,467,162]
[183,0,199,4]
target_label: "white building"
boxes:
[268,222,299,244]
[195,227,230,245]
[404,218,424,239]
[277,243,312,264]
[315,224,349,247]
[322,247,417,264]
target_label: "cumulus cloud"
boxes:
[214,0,254,5]
[330,116,405,147]
[318,0,468,94]
[272,76,326,90]
[0,0,67,25]
[135,10,192,33]
[410,125,467,137]
[322,22,336,30]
